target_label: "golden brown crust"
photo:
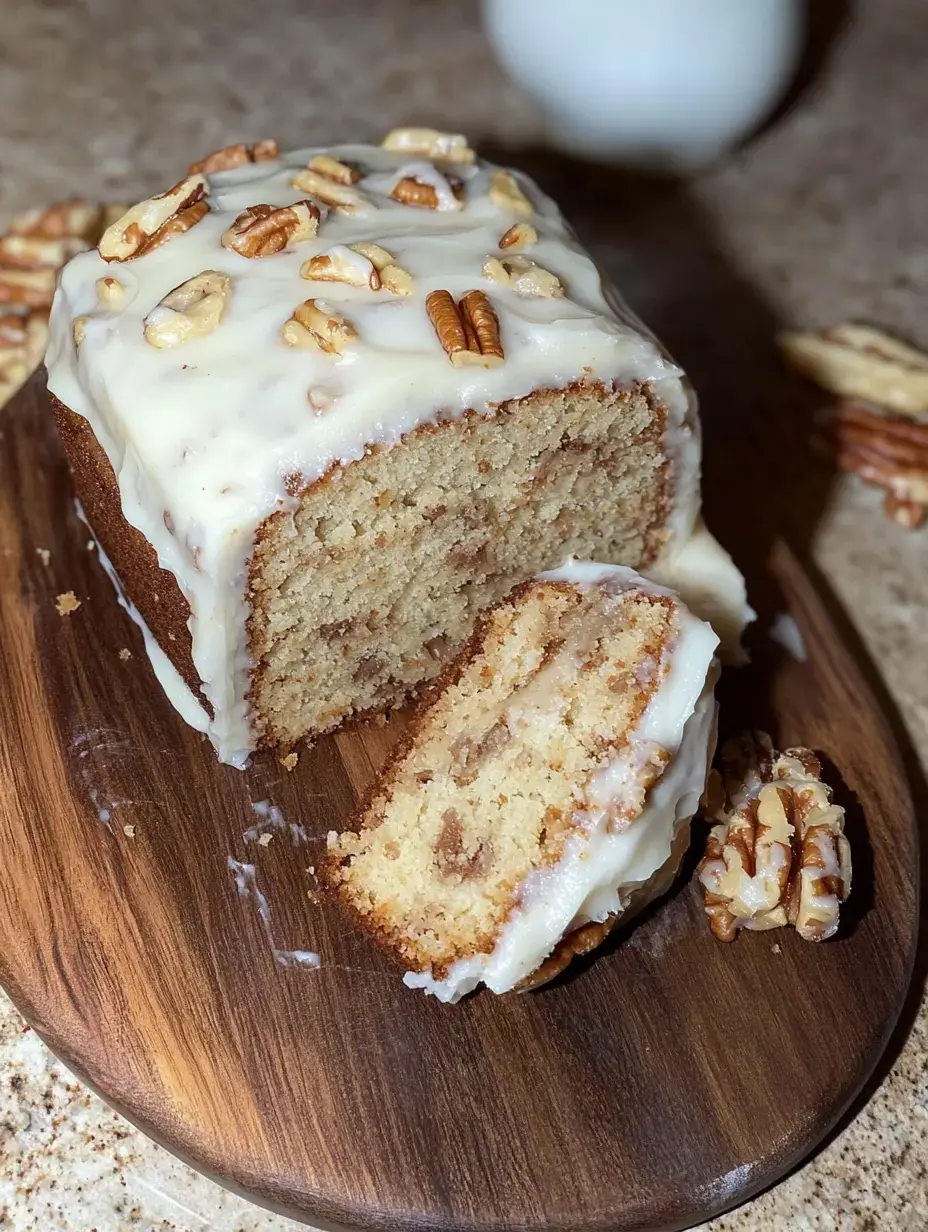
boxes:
[50,394,205,701]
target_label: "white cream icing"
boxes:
[404,565,720,1002]
[46,140,702,766]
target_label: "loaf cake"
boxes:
[45,129,744,765]
[321,562,720,1001]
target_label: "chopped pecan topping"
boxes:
[290,167,371,215]
[483,254,563,298]
[499,221,538,250]
[350,242,413,295]
[698,732,852,942]
[281,299,356,355]
[489,170,533,217]
[308,154,361,185]
[143,270,231,348]
[831,399,928,529]
[301,244,381,289]
[426,288,504,368]
[72,315,88,349]
[779,323,928,418]
[221,199,320,257]
[98,176,209,262]
[95,275,125,306]
[188,139,279,175]
[380,127,475,164]
[390,170,463,211]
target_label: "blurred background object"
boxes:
[482,0,806,170]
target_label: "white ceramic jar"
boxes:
[482,0,805,171]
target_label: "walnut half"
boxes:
[697,732,852,943]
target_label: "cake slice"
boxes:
[321,562,720,1001]
[44,128,745,766]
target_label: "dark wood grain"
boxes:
[0,374,917,1232]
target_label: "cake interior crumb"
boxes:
[56,591,81,616]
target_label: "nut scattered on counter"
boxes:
[779,322,928,528]
[697,732,852,943]
[0,198,119,405]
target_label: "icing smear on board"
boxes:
[227,857,320,970]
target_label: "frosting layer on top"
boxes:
[45,136,701,763]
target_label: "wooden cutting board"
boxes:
[0,375,917,1231]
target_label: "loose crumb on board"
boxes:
[118,648,132,661]
[123,823,136,838]
[281,752,299,771]
[56,591,81,616]
[258,832,273,847]
[36,548,50,566]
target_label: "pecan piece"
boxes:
[95,275,125,306]
[380,127,475,164]
[0,233,87,270]
[489,170,533,217]
[188,139,279,174]
[9,198,104,242]
[290,167,371,215]
[390,166,463,211]
[697,733,852,942]
[426,288,504,368]
[301,244,381,289]
[281,299,356,355]
[483,254,563,298]
[143,270,231,348]
[221,200,320,257]
[0,266,58,310]
[830,399,928,529]
[98,175,209,262]
[499,221,538,251]
[779,323,928,418]
[308,154,361,185]
[350,241,413,295]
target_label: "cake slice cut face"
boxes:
[321,563,720,1002]
[45,132,708,765]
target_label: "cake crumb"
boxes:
[326,830,338,848]
[118,648,132,661]
[123,823,136,838]
[258,832,273,847]
[772,942,782,954]
[281,752,299,771]
[36,548,50,566]
[56,591,81,616]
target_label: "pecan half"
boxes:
[308,154,361,185]
[489,170,533,217]
[426,288,504,368]
[831,399,928,527]
[499,221,538,251]
[143,270,231,348]
[188,139,279,175]
[780,323,928,418]
[698,733,852,942]
[0,309,47,400]
[9,198,104,242]
[290,167,372,215]
[380,127,475,164]
[349,241,413,295]
[98,176,209,262]
[390,168,463,211]
[221,200,320,257]
[0,266,58,310]
[483,254,563,298]
[301,244,381,289]
[0,233,87,270]
[281,299,356,355]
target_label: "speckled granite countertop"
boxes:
[1,1,925,1228]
